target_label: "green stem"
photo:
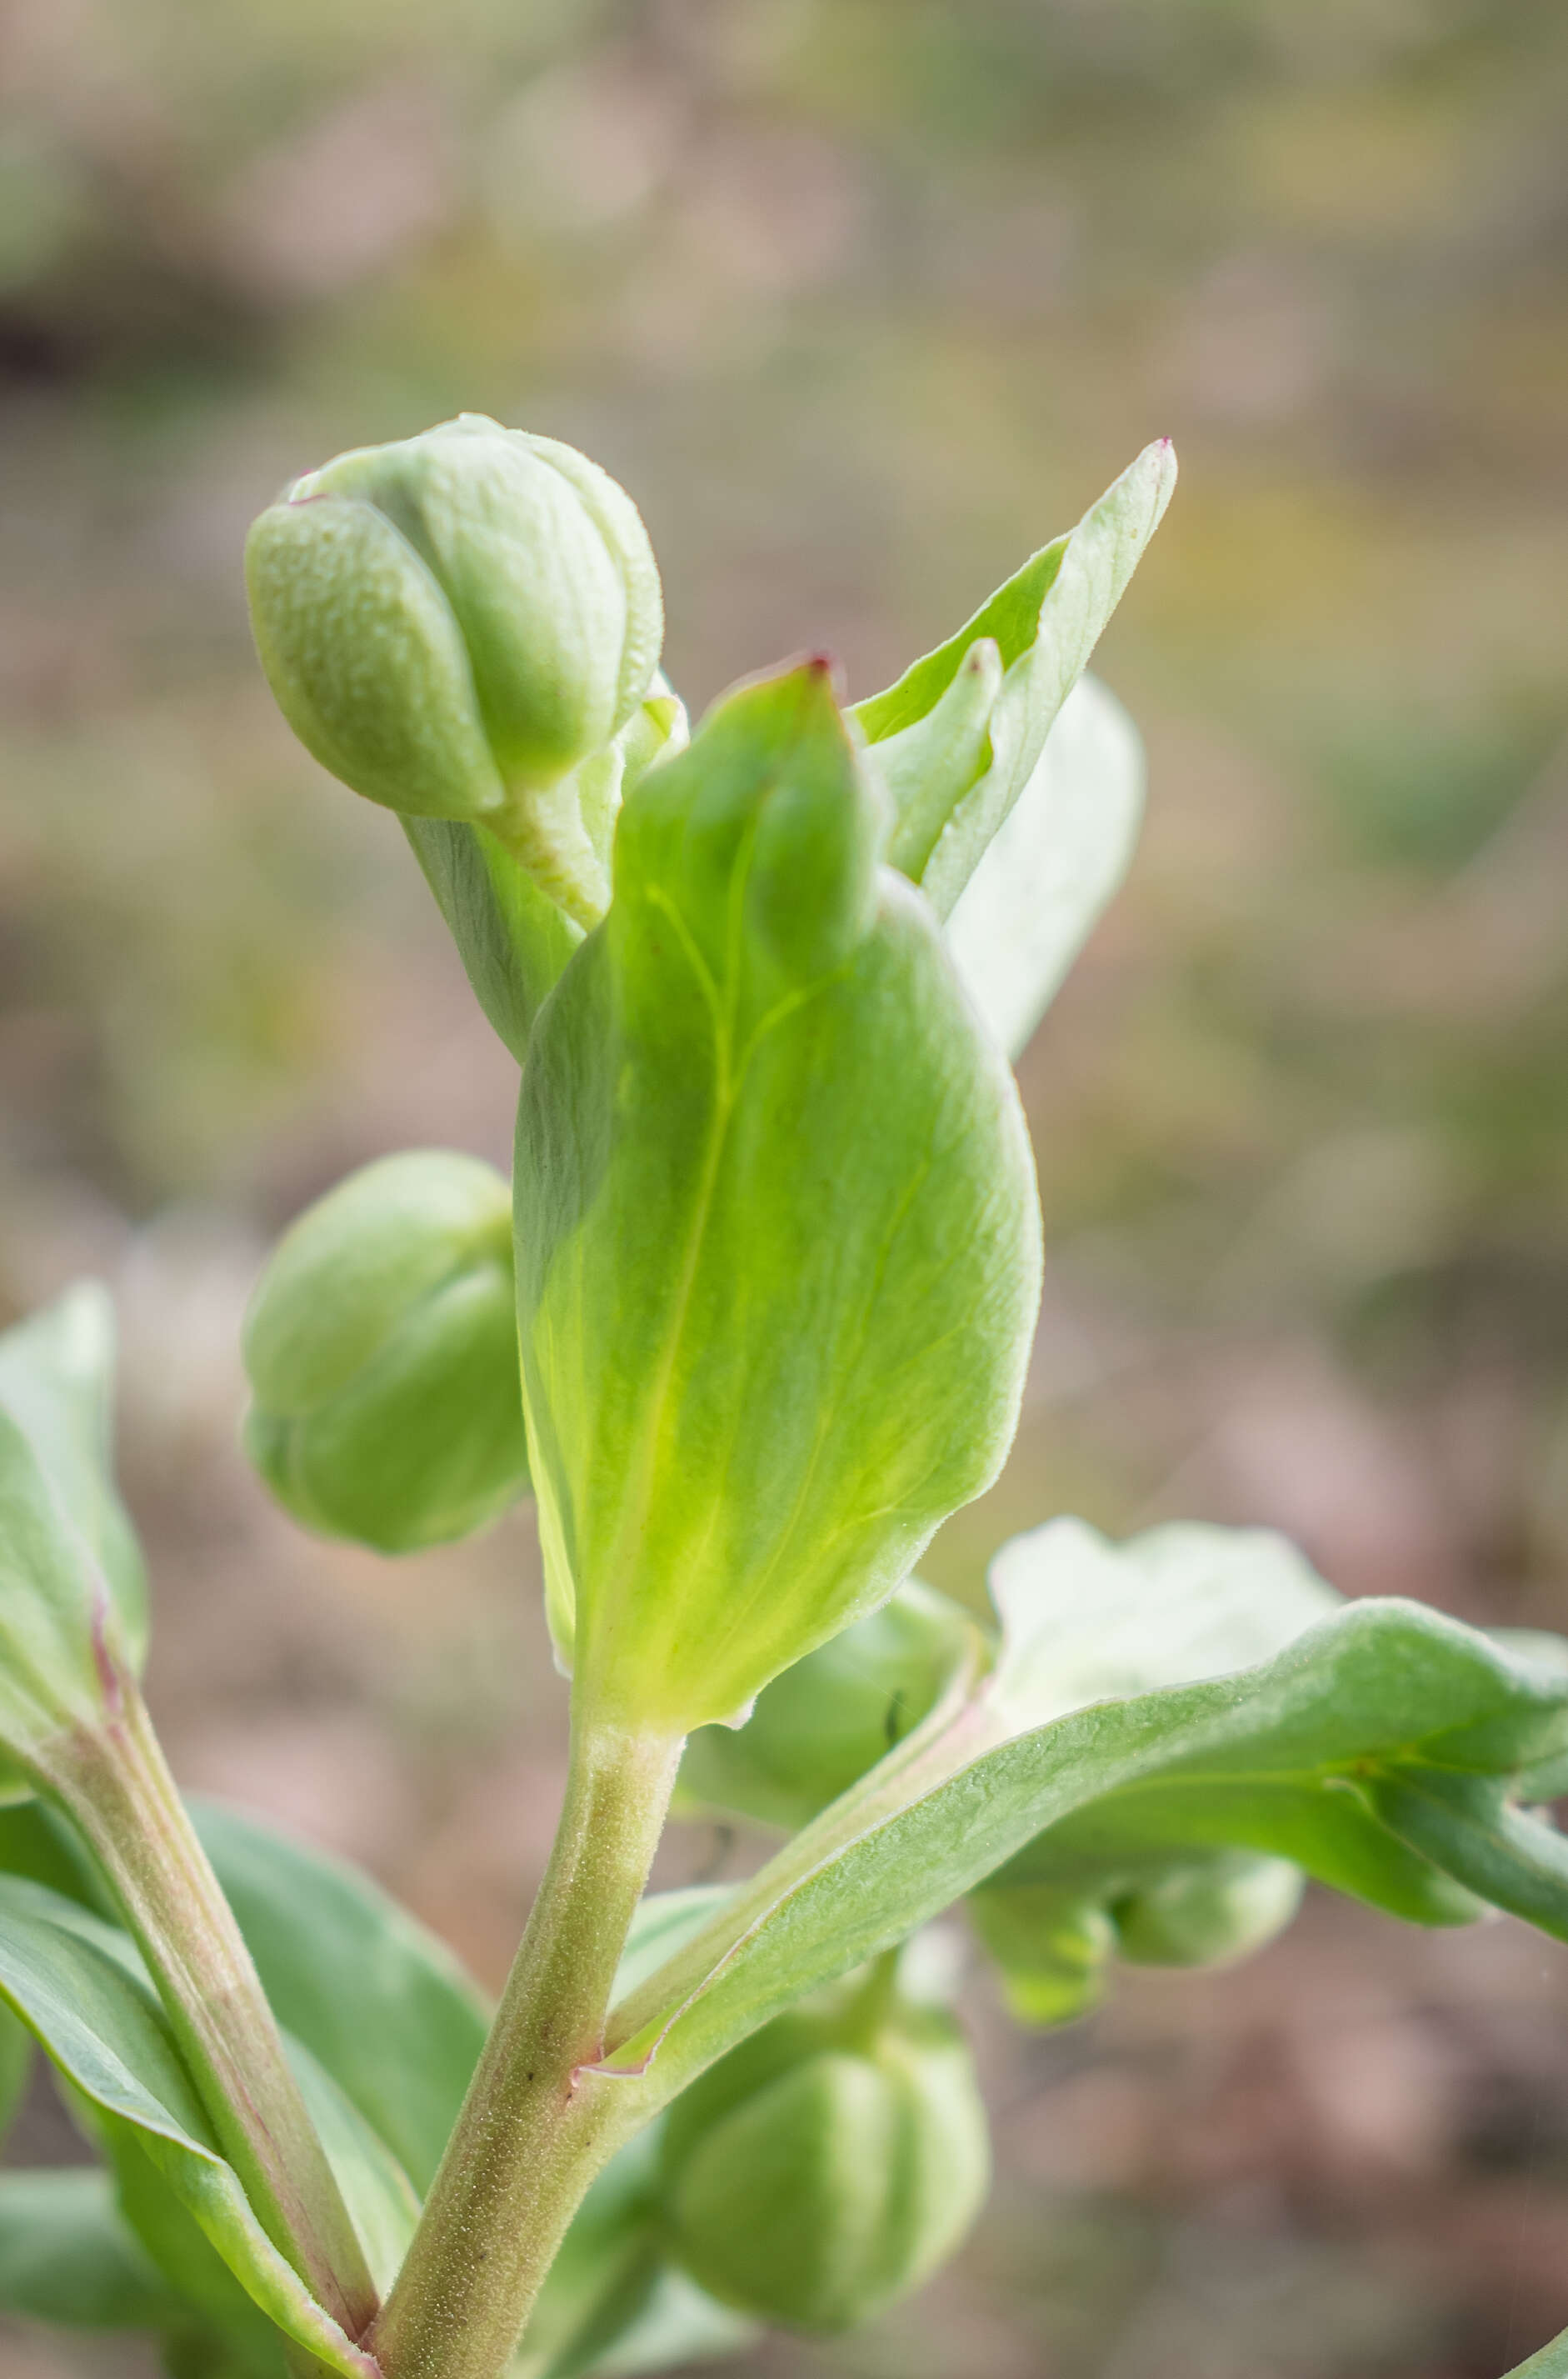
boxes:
[369,1717,682,2379]
[35,1685,377,2344]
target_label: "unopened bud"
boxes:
[242,1151,528,1554]
[661,1952,989,2332]
[246,415,663,927]
[1112,1853,1304,1968]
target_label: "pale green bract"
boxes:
[853,438,1175,919]
[944,673,1146,1058]
[513,657,1043,1732]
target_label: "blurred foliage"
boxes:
[1,0,1567,2373]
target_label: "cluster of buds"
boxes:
[658,1947,989,2332]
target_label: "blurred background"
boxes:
[1,0,1566,2371]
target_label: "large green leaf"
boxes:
[0,2164,183,2327]
[0,1874,384,2375]
[602,1520,1568,2108]
[192,1798,488,2198]
[944,674,1146,1058]
[852,442,1175,918]
[0,1285,148,1803]
[514,658,1041,1732]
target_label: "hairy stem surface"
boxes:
[370,1719,682,2379]
[37,1683,377,2342]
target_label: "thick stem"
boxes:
[369,1718,682,2379]
[35,1687,377,2343]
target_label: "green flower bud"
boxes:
[966,1884,1115,2028]
[245,415,663,928]
[661,1955,989,2333]
[676,1580,980,1832]
[969,1854,1306,2029]
[242,1150,528,1554]
[1111,1852,1304,1968]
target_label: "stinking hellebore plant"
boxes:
[2,416,1568,2379]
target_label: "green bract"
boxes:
[245,414,664,928]
[242,1149,529,1555]
[676,1581,981,1833]
[659,1954,988,2333]
[853,439,1176,919]
[514,658,1043,1732]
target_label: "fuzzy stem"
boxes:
[35,1684,377,2343]
[368,1717,682,2379]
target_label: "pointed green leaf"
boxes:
[603,1522,1568,2110]
[944,674,1146,1057]
[515,659,1041,1732]
[853,442,1175,918]
[0,1875,379,2375]
[0,2164,184,2328]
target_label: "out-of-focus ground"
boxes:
[1,1,1566,2372]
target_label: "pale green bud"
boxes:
[676,1581,978,1832]
[966,1884,1115,2028]
[969,1853,1306,2029]
[242,1151,528,1554]
[1112,1852,1305,1968]
[661,1956,989,2333]
[245,415,663,928]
